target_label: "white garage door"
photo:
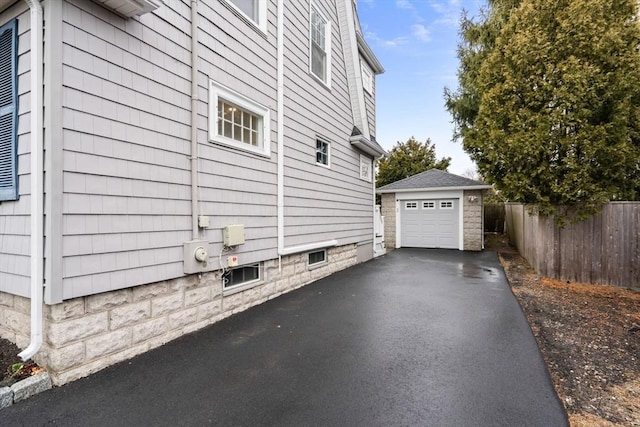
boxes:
[400,199,459,249]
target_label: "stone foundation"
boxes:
[463,190,484,251]
[0,244,358,385]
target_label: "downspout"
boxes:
[276,0,336,259]
[276,0,284,256]
[19,0,44,361]
[190,0,200,240]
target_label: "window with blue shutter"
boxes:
[0,20,18,201]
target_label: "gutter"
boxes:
[19,0,44,361]
[190,0,200,240]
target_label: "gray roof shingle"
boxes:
[377,169,491,192]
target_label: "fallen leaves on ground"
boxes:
[496,241,640,427]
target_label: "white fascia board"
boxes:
[377,185,492,194]
[350,134,386,158]
[356,33,384,74]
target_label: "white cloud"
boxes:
[365,31,409,49]
[411,24,431,42]
[396,0,413,10]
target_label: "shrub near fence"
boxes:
[505,202,640,289]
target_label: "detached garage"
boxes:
[377,169,491,251]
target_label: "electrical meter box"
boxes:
[223,224,245,247]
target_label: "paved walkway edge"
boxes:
[0,372,52,409]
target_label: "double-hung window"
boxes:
[310,4,331,86]
[209,80,271,157]
[0,20,18,201]
[224,0,267,32]
[316,138,330,167]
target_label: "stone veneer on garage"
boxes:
[0,244,358,385]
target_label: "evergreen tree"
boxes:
[445,0,640,222]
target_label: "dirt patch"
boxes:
[0,338,44,387]
[489,233,640,426]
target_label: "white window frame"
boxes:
[222,0,267,32]
[359,154,372,182]
[223,263,262,293]
[209,80,271,157]
[361,60,373,94]
[309,3,332,87]
[440,201,454,209]
[422,201,436,210]
[316,138,330,168]
[308,249,327,269]
[405,202,418,210]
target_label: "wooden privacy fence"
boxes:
[505,202,640,289]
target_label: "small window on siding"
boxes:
[361,61,373,94]
[224,263,261,290]
[0,20,18,201]
[440,201,454,209]
[224,0,267,31]
[316,138,330,167]
[405,202,418,210]
[310,4,331,86]
[308,249,326,266]
[360,155,372,182]
[423,201,435,209]
[209,80,271,157]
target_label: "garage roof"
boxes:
[376,169,492,193]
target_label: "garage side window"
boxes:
[440,201,454,209]
[405,202,418,210]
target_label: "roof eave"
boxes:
[350,135,386,158]
[376,185,492,194]
[356,33,384,74]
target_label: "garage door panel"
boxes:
[401,199,459,249]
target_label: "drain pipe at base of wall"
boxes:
[19,0,45,361]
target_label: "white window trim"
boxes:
[308,249,327,269]
[309,3,332,88]
[405,202,418,210]
[223,263,262,295]
[359,154,372,182]
[221,0,267,33]
[422,201,436,210]
[316,138,331,168]
[209,80,271,157]
[361,60,373,94]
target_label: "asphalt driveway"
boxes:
[2,249,567,426]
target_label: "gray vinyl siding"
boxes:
[60,0,194,298]
[196,0,279,266]
[282,0,373,248]
[0,6,30,297]
[1,0,376,301]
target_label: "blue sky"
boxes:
[357,0,483,175]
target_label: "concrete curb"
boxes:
[0,372,52,409]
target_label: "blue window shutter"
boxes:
[0,20,18,201]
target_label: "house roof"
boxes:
[376,169,492,193]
